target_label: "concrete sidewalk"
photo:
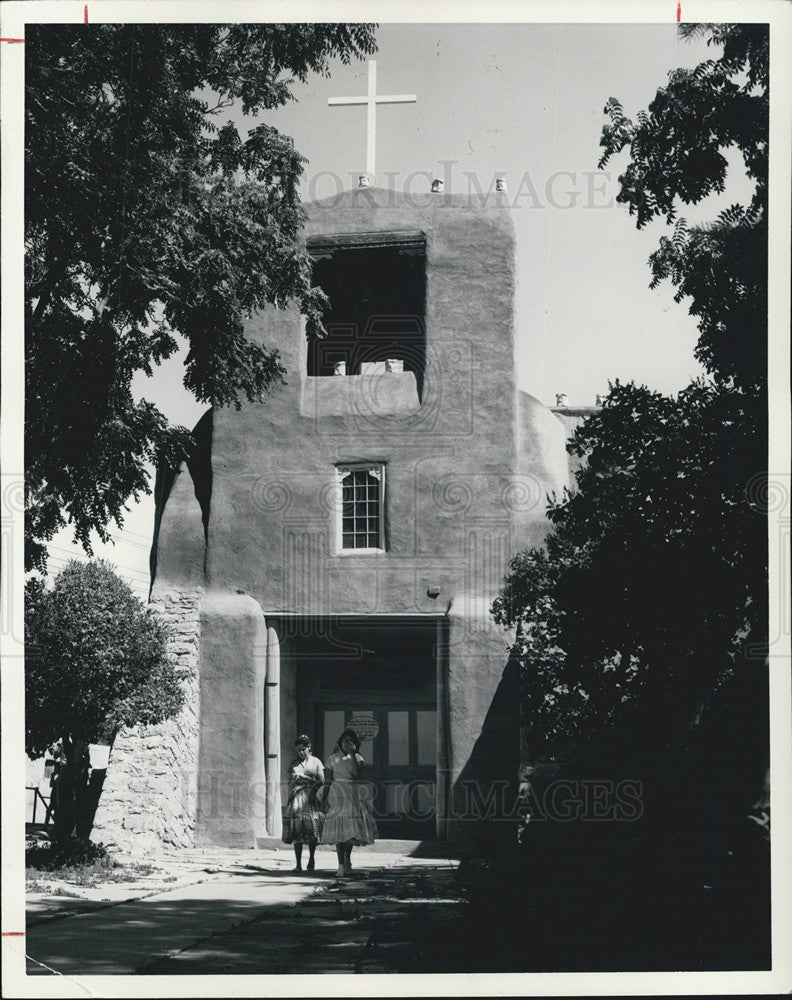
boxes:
[26,844,306,927]
[26,846,461,976]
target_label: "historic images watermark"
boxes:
[245,458,545,631]
[245,315,548,629]
[303,164,620,211]
[745,472,790,660]
[2,474,23,644]
[197,773,644,825]
[174,162,624,215]
[301,333,476,438]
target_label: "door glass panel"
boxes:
[324,710,345,762]
[416,710,437,766]
[413,782,436,817]
[388,711,409,765]
[350,711,375,758]
[386,782,408,815]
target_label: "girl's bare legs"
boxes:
[335,844,345,877]
[344,842,353,876]
[307,842,316,871]
[293,844,303,871]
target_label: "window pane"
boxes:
[416,711,437,766]
[388,711,409,765]
[338,464,382,550]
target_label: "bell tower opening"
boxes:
[307,231,427,397]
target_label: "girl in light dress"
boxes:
[320,728,378,877]
[281,735,324,872]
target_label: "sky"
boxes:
[45,20,743,594]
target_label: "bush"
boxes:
[25,836,111,872]
[26,559,185,843]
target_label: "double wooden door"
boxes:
[316,700,437,839]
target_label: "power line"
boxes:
[45,547,151,582]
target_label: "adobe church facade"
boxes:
[94,187,583,854]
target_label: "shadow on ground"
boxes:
[139,864,463,976]
[139,821,770,976]
[25,868,333,977]
[28,816,770,976]
[456,818,771,973]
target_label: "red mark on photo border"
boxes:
[2,932,25,936]
[677,2,681,21]
[84,4,89,24]
[0,37,25,43]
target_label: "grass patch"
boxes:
[25,837,160,888]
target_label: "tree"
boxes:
[599,23,767,390]
[26,23,377,571]
[495,24,768,802]
[26,560,183,842]
[494,380,766,752]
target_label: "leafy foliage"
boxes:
[25,837,111,872]
[493,380,766,751]
[25,559,182,757]
[599,24,767,388]
[26,23,377,570]
[496,24,768,763]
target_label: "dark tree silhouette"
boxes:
[495,26,768,801]
[26,23,377,571]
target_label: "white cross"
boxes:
[328,60,417,181]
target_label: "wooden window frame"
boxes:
[335,463,386,554]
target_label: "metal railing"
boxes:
[26,786,53,825]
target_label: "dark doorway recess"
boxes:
[294,616,438,840]
[307,232,426,396]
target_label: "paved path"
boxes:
[140,860,465,976]
[25,848,461,976]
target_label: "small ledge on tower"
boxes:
[300,370,420,418]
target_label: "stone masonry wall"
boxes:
[91,588,202,855]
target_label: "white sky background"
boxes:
[47,21,747,594]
